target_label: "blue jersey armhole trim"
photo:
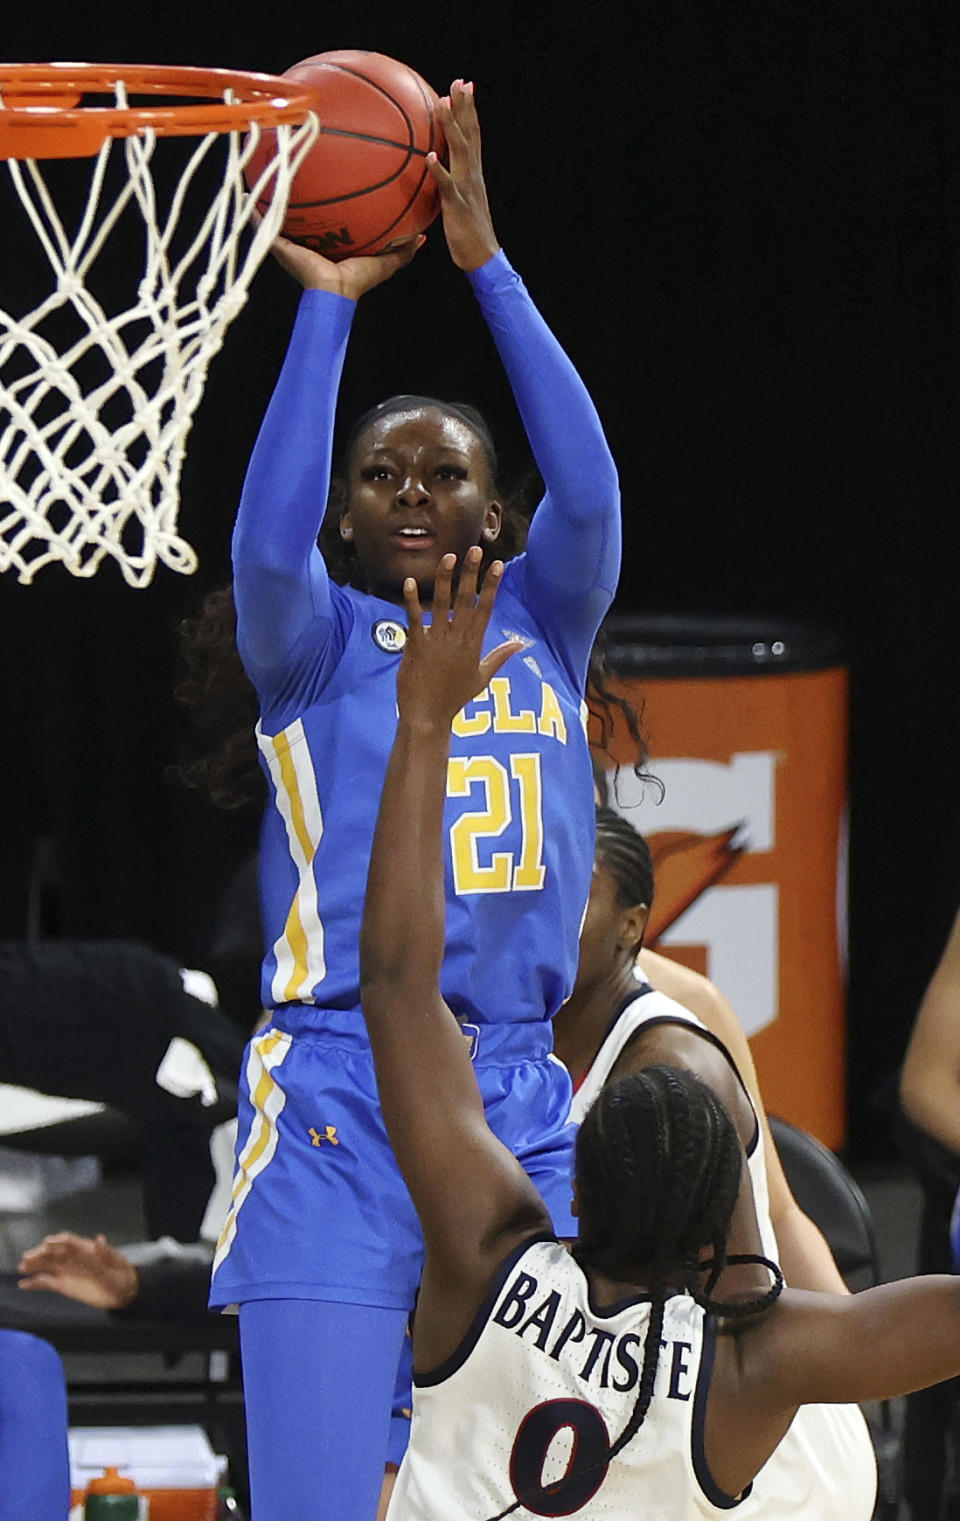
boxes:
[691,1316,752,1509]
[414,1231,557,1389]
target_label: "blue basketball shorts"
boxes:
[209,1011,577,1311]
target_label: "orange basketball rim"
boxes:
[0,62,319,159]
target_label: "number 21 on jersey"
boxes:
[448,752,546,894]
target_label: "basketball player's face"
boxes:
[574,863,624,992]
[341,408,503,602]
[573,861,648,993]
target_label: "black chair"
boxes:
[768,1115,902,1521]
[768,1115,881,1291]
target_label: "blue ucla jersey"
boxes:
[215,243,620,1521]
[232,249,621,1036]
[256,565,595,1027]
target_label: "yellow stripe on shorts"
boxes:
[212,1027,292,1274]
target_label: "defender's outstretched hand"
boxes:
[269,230,425,300]
[397,548,522,726]
[18,1232,139,1311]
[427,80,500,271]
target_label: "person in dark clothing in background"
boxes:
[0,939,245,1241]
[18,1229,215,1322]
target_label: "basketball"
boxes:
[246,50,445,259]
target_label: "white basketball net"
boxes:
[0,84,317,586]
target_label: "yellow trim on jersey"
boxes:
[273,727,317,864]
[279,898,311,1006]
[212,1027,292,1275]
[257,720,327,1003]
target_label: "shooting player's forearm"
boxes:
[360,716,451,1011]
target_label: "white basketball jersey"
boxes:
[568,982,878,1521]
[388,1235,748,1520]
[569,985,778,1259]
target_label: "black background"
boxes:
[1,1,957,1157]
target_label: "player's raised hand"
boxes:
[269,230,426,300]
[427,80,500,271]
[18,1232,139,1311]
[398,547,522,726]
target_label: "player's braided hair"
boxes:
[595,807,655,924]
[486,1065,783,1521]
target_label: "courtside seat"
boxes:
[769,1115,902,1521]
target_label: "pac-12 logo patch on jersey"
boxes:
[372,619,407,653]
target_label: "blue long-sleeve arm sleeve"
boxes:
[467,251,621,687]
[231,288,356,685]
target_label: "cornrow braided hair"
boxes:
[485,1066,783,1521]
[594,806,655,916]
